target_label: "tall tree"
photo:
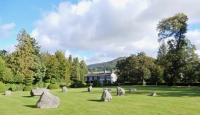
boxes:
[157,13,189,85]
[71,57,80,81]
[55,50,71,82]
[80,60,88,82]
[0,56,14,83]
[41,52,59,83]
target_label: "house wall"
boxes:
[84,73,118,84]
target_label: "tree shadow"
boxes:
[87,99,102,102]
[23,105,37,108]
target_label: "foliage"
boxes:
[41,52,59,83]
[23,86,33,91]
[71,57,81,81]
[93,79,101,87]
[47,83,59,89]
[116,52,155,84]
[80,60,88,82]
[70,80,87,88]
[55,50,71,82]
[0,56,14,83]
[157,13,199,85]
[0,81,6,93]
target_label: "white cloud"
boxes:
[0,23,15,37]
[31,0,200,65]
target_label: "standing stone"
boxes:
[101,90,112,102]
[30,88,49,96]
[129,88,137,92]
[150,92,157,96]
[117,87,125,96]
[103,88,112,93]
[36,91,60,109]
[62,86,67,92]
[88,86,92,92]
[4,90,12,95]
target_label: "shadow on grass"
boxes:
[81,91,88,92]
[22,96,33,98]
[23,105,37,108]
[87,99,102,102]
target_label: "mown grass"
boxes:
[1,85,200,115]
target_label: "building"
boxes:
[84,70,117,84]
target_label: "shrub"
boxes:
[47,83,59,89]
[70,81,87,88]
[5,83,17,91]
[23,86,33,91]
[50,78,56,84]
[93,79,101,87]
[16,83,25,91]
[0,81,6,93]
[34,80,44,88]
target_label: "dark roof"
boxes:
[85,73,112,77]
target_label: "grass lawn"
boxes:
[1,85,200,115]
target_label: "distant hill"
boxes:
[87,57,126,72]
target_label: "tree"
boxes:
[157,13,189,85]
[55,50,71,82]
[41,52,59,83]
[80,60,88,82]
[71,57,80,81]
[6,29,35,87]
[116,52,155,84]
[0,56,14,83]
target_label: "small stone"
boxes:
[129,88,137,92]
[62,86,67,92]
[4,90,12,95]
[88,86,92,92]
[117,87,125,96]
[150,92,157,96]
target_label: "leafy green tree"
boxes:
[150,65,164,85]
[55,50,71,82]
[71,57,80,81]
[180,39,199,85]
[0,56,14,83]
[80,60,88,82]
[116,52,155,84]
[157,13,189,85]
[41,52,59,83]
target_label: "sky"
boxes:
[0,0,200,65]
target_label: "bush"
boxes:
[15,83,25,91]
[70,81,87,88]
[93,79,101,87]
[0,81,6,93]
[5,83,17,91]
[23,86,33,91]
[34,80,44,88]
[47,83,59,89]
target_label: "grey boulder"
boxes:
[101,89,112,102]
[88,86,92,92]
[4,90,12,95]
[117,87,125,96]
[129,88,137,92]
[30,88,50,96]
[150,92,157,96]
[36,91,60,109]
[62,86,67,92]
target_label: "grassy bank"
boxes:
[0,86,200,115]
